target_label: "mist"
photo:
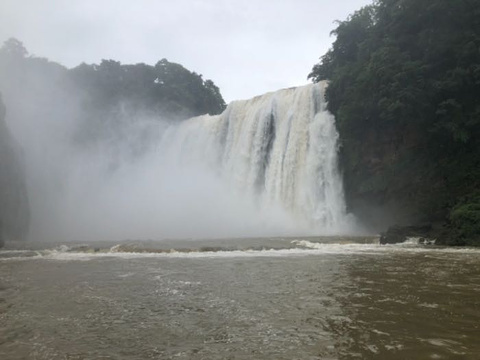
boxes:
[7,101,303,242]
[0,39,360,242]
[31,118,308,242]
[1,73,304,242]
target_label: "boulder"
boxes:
[380,224,432,244]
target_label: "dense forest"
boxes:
[309,0,480,245]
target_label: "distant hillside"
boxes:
[0,38,226,148]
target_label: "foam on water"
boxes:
[2,237,480,262]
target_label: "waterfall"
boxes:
[23,81,353,241]
[159,81,351,235]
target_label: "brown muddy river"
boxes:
[1,237,480,359]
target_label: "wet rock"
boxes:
[380,224,432,244]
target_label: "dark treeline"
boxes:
[0,38,226,146]
[310,0,480,245]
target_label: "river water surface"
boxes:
[1,237,480,359]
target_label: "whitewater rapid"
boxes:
[159,82,352,234]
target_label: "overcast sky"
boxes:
[0,0,371,102]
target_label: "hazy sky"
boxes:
[0,0,371,102]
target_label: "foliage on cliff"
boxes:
[68,58,226,120]
[309,0,480,244]
[447,191,480,246]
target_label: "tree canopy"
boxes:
[309,0,480,148]
[67,57,226,120]
[0,38,226,144]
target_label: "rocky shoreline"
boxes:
[379,221,477,246]
[380,224,434,245]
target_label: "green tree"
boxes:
[0,38,28,58]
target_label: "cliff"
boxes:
[0,94,29,244]
[339,122,480,245]
[340,125,442,231]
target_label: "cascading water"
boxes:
[158,81,352,235]
[23,81,354,241]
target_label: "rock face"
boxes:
[339,123,479,246]
[340,126,445,232]
[0,94,29,243]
